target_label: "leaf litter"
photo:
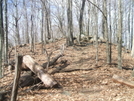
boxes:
[1,39,134,101]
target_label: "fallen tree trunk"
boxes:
[112,74,134,88]
[19,54,63,88]
[23,55,57,88]
[19,54,62,71]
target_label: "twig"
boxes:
[87,0,107,20]
[8,47,14,60]
[24,82,43,92]
[44,49,52,71]
[60,44,65,55]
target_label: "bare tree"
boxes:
[79,0,86,41]
[130,1,134,57]
[93,0,99,64]
[108,0,112,63]
[30,0,35,52]
[0,0,4,78]
[41,0,52,40]
[66,0,74,46]
[41,2,45,53]
[4,0,8,64]
[103,0,111,64]
[87,0,111,64]
[131,37,134,57]
[13,0,21,45]
[117,0,122,69]
[130,1,133,50]
[52,0,66,38]
[23,0,29,44]
[112,0,118,44]
[102,0,105,39]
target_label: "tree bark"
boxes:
[41,0,51,40]
[0,0,3,78]
[4,0,8,64]
[131,37,134,57]
[66,0,74,46]
[93,0,98,64]
[11,55,22,101]
[79,0,86,41]
[130,1,133,50]
[104,0,111,64]
[102,0,105,39]
[14,0,21,45]
[41,3,45,54]
[23,0,29,44]
[117,0,122,69]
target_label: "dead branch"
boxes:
[8,47,14,60]
[44,49,53,71]
[112,74,134,88]
[42,54,63,68]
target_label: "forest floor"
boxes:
[1,38,134,101]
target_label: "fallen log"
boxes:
[8,54,63,72]
[112,74,134,88]
[19,54,63,88]
[23,55,57,88]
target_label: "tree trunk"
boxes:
[130,1,133,50]
[4,0,8,64]
[11,55,22,101]
[79,0,86,41]
[66,0,74,46]
[41,3,45,54]
[23,55,57,88]
[0,0,3,78]
[30,15,34,52]
[14,0,20,45]
[44,0,51,40]
[108,0,112,62]
[19,54,62,87]
[131,37,134,57]
[95,0,98,65]
[102,0,105,39]
[104,0,111,64]
[112,1,117,44]
[23,0,29,44]
[117,0,122,69]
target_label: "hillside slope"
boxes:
[1,39,134,101]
